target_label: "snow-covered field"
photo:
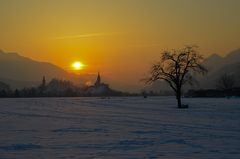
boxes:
[0,97,239,159]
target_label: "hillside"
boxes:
[0,50,95,89]
[200,48,240,88]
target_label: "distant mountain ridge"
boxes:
[0,50,95,89]
[203,48,240,70]
[0,50,69,81]
[200,48,240,88]
[202,54,223,71]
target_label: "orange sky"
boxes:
[0,0,239,91]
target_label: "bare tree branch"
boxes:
[143,45,207,108]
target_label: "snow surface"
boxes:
[0,97,239,159]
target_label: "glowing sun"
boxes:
[71,61,84,70]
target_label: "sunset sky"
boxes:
[0,0,239,90]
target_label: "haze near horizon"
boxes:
[0,0,239,90]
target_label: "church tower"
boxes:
[94,72,101,87]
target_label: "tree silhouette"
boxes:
[39,76,46,96]
[216,73,235,91]
[144,46,207,108]
[42,76,46,88]
[14,89,20,97]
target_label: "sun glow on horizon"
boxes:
[71,61,85,70]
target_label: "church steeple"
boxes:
[95,72,101,86]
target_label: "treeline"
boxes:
[185,88,240,98]
[0,77,83,97]
[185,74,240,98]
[0,77,128,98]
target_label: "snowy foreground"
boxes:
[0,97,239,159]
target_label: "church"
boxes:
[86,72,116,96]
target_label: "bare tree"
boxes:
[144,46,207,108]
[216,73,235,90]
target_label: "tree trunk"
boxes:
[176,88,182,108]
[177,94,182,108]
